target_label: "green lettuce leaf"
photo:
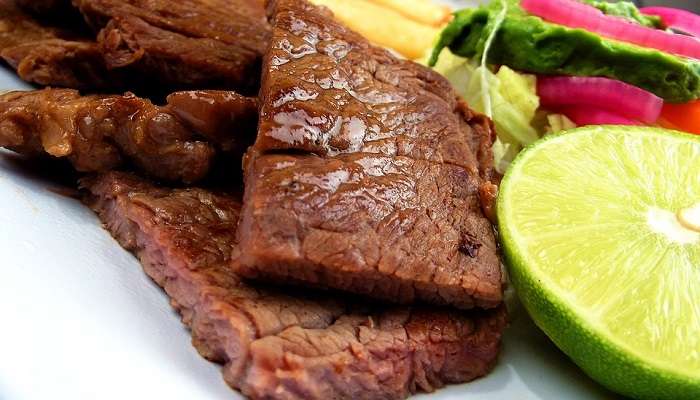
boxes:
[432,50,543,172]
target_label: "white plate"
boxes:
[0,2,623,399]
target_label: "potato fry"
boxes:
[310,0,440,60]
[370,0,452,27]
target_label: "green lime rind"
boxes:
[497,126,700,400]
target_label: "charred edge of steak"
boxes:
[15,0,69,14]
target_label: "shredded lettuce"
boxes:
[496,66,539,124]
[492,138,521,176]
[433,49,549,173]
[427,0,653,173]
[479,0,508,118]
[546,113,577,134]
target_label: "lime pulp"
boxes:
[497,126,700,400]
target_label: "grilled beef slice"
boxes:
[0,0,119,90]
[254,0,495,179]
[238,153,502,309]
[1,0,268,93]
[165,90,259,153]
[97,15,262,93]
[83,171,506,400]
[74,0,271,93]
[236,0,503,309]
[74,0,268,47]
[0,88,257,182]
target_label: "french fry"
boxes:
[310,0,440,60]
[370,0,452,27]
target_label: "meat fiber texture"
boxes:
[239,153,502,309]
[74,0,271,94]
[237,0,503,309]
[83,171,506,400]
[0,89,257,183]
[0,0,269,93]
[0,0,120,90]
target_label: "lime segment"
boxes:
[497,126,700,400]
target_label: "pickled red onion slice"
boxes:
[521,0,700,60]
[642,7,700,37]
[560,106,642,126]
[537,76,663,124]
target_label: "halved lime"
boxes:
[497,126,700,400]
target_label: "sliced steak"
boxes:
[0,0,118,90]
[255,0,495,178]
[83,171,506,400]
[74,0,268,47]
[0,88,256,182]
[1,0,268,92]
[74,0,271,93]
[2,39,122,90]
[0,0,64,46]
[97,15,261,93]
[237,0,502,309]
[245,308,506,399]
[82,171,346,390]
[166,90,259,152]
[238,153,502,309]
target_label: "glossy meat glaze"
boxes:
[237,0,503,309]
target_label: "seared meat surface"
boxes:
[74,0,271,93]
[0,0,508,397]
[0,0,269,93]
[0,0,118,90]
[83,171,506,400]
[166,90,259,152]
[237,0,503,309]
[255,0,495,178]
[0,89,257,182]
[97,15,262,93]
[2,39,122,90]
[74,0,269,49]
[238,153,502,309]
